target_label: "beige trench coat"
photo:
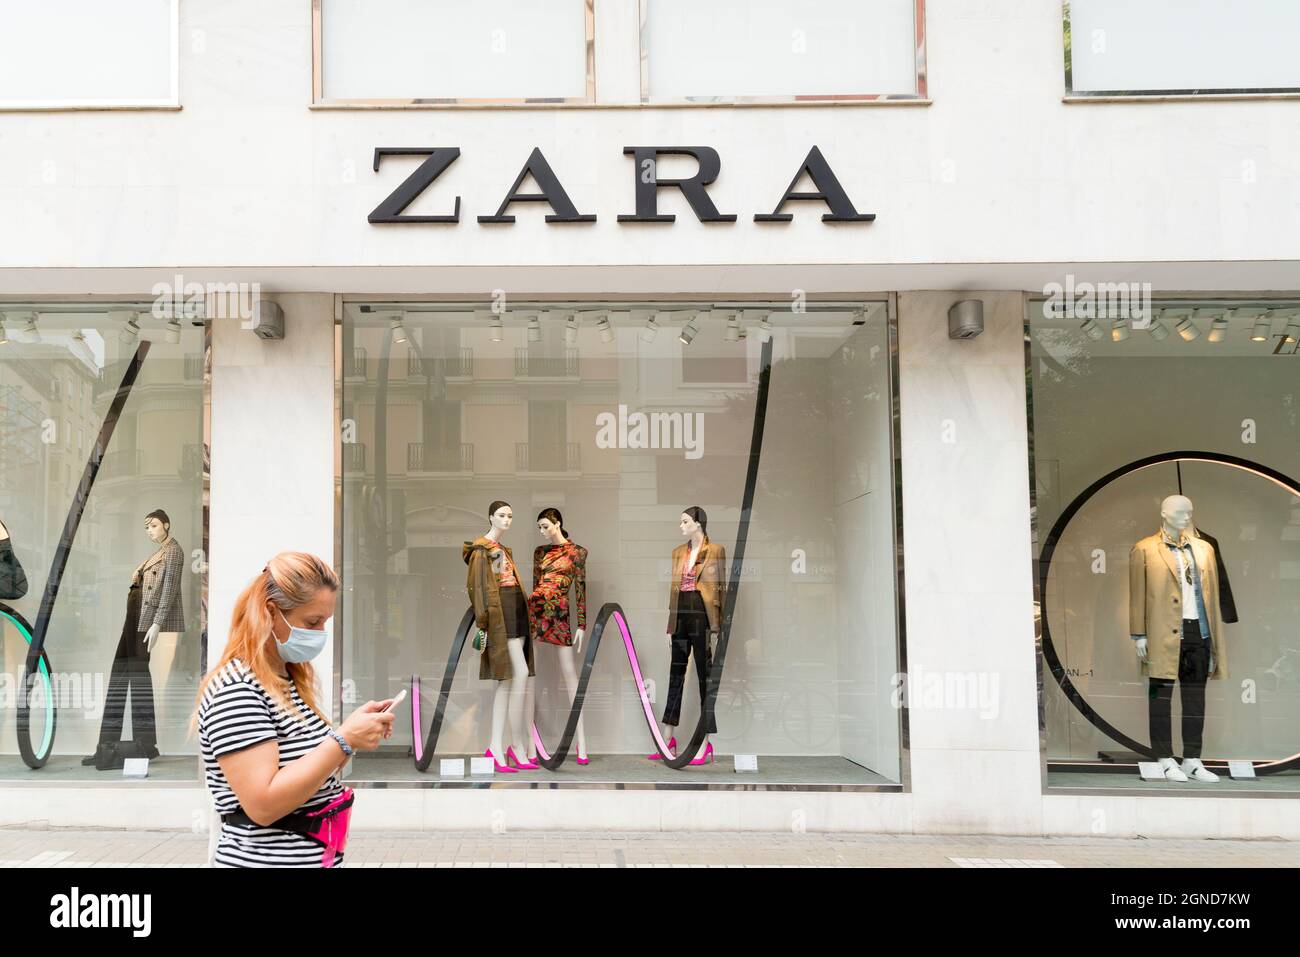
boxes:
[1128,530,1227,681]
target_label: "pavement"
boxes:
[0,828,1296,867]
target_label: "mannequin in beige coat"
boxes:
[1129,495,1226,783]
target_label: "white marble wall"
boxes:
[209,293,337,715]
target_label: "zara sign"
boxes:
[368,146,874,225]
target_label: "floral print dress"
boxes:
[529,541,588,646]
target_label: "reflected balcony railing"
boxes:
[408,348,473,379]
[407,442,473,474]
[183,354,206,380]
[513,348,578,378]
[515,442,580,474]
[99,448,143,480]
[346,347,368,380]
[342,442,367,473]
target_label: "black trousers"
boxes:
[662,590,717,733]
[1148,620,1211,759]
[97,585,156,750]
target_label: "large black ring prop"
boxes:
[1039,450,1300,774]
[1,606,57,768]
[409,337,774,772]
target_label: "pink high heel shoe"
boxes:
[484,748,517,773]
[647,737,677,761]
[688,742,715,766]
[507,746,539,770]
[575,747,589,766]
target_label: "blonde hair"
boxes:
[192,552,339,731]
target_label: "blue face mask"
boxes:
[274,607,328,664]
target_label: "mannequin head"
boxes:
[1160,495,1194,537]
[145,509,171,544]
[536,508,568,545]
[679,506,708,541]
[488,500,513,536]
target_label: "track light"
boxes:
[1146,308,1169,341]
[1250,311,1273,342]
[526,314,541,343]
[1110,317,1130,342]
[725,313,741,343]
[564,312,579,345]
[489,313,503,343]
[165,318,182,344]
[679,314,699,346]
[1175,314,1200,342]
[1206,309,1230,344]
[1284,311,1300,344]
[641,312,662,343]
[391,315,408,344]
[596,314,614,344]
[110,309,140,345]
[1080,318,1104,341]
[754,311,773,343]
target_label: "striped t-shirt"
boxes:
[198,658,345,868]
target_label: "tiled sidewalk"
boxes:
[0,829,1296,867]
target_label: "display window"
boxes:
[0,302,208,779]
[337,299,904,789]
[1028,297,1300,792]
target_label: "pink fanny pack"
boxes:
[302,788,355,867]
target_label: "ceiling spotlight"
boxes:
[1250,311,1273,342]
[526,313,541,343]
[1174,313,1200,342]
[724,313,741,343]
[641,311,663,343]
[596,313,614,344]
[1110,317,1130,342]
[166,318,182,344]
[1283,310,1300,344]
[1145,307,1168,341]
[490,313,503,343]
[563,312,579,345]
[679,314,700,346]
[111,309,140,345]
[1206,309,1231,344]
[753,311,773,343]
[1080,318,1104,341]
[391,315,408,344]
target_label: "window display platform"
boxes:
[0,754,199,783]
[347,751,898,791]
[1047,769,1300,795]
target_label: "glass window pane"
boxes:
[0,305,207,779]
[339,301,901,787]
[1069,0,1300,94]
[0,0,176,107]
[643,0,919,100]
[320,0,589,101]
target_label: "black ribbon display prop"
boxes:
[2,606,56,768]
[1038,450,1300,775]
[16,341,150,769]
[409,337,775,772]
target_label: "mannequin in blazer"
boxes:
[463,500,536,772]
[1129,495,1226,784]
[653,506,726,765]
[87,509,185,765]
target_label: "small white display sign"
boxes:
[122,758,150,779]
[1227,760,1256,780]
[733,754,758,773]
[439,758,466,778]
[1138,761,1166,781]
[469,756,496,776]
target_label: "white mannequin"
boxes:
[1135,495,1218,783]
[478,505,530,769]
[658,511,711,762]
[523,515,587,763]
[141,515,182,746]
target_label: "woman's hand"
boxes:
[339,701,396,751]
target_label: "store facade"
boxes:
[1,0,1298,839]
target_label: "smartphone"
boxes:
[380,688,407,713]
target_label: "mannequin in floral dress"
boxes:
[523,507,590,764]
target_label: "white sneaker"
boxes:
[1158,757,1188,782]
[1182,759,1219,782]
